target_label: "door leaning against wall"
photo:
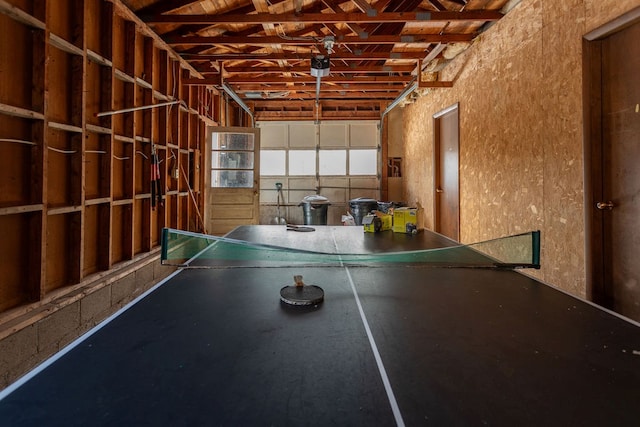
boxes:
[584,8,640,322]
[205,127,260,236]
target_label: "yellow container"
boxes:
[379,213,393,231]
[393,207,421,233]
[362,215,379,233]
[363,212,392,233]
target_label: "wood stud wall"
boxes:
[0,0,216,315]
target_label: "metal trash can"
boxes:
[376,201,404,213]
[299,195,330,225]
[349,197,378,225]
[376,201,394,214]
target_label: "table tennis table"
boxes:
[1,225,639,426]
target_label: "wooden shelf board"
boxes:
[0,102,44,120]
[47,205,82,215]
[114,69,135,84]
[86,49,113,67]
[0,0,45,29]
[85,197,111,206]
[135,77,153,90]
[135,135,151,143]
[153,91,169,101]
[86,124,112,135]
[0,204,43,216]
[48,121,83,133]
[114,134,135,144]
[49,33,84,57]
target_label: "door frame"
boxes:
[433,102,460,241]
[582,7,640,303]
[204,126,261,235]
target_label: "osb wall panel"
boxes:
[402,0,640,298]
[539,1,587,295]
[387,107,404,158]
[585,0,640,29]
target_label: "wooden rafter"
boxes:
[143,11,504,25]
[180,51,428,61]
[219,64,417,74]
[165,33,475,46]
[321,0,368,37]
[226,75,414,84]
[136,0,200,16]
[126,0,509,119]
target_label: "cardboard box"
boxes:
[393,207,421,233]
[363,212,392,233]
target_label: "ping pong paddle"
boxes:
[280,275,324,306]
[286,224,315,232]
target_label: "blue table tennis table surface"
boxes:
[1,225,639,426]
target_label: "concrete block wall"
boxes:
[0,254,176,390]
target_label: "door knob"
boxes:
[596,201,615,210]
[436,187,444,193]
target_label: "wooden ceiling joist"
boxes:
[123,0,511,120]
[143,11,504,25]
[219,64,417,74]
[226,75,413,84]
[227,80,451,101]
[246,91,398,100]
[232,83,406,92]
[165,33,475,46]
[181,51,428,61]
[252,99,383,107]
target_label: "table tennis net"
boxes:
[161,228,540,269]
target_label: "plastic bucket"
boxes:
[349,198,378,225]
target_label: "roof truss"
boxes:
[120,0,512,120]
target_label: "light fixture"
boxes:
[221,83,255,127]
[310,56,330,77]
[310,37,335,107]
